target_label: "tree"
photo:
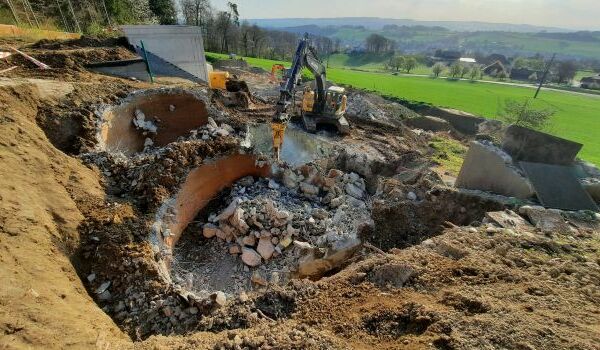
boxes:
[556,61,577,84]
[432,62,444,78]
[497,69,508,81]
[365,33,394,53]
[501,99,555,130]
[469,65,481,80]
[180,0,211,27]
[448,62,462,78]
[389,55,404,71]
[460,65,471,78]
[149,0,176,24]
[402,56,417,73]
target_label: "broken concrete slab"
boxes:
[502,125,582,166]
[297,238,362,279]
[581,179,600,203]
[520,162,599,212]
[519,206,572,234]
[485,210,534,233]
[419,107,486,135]
[455,141,534,199]
[403,116,453,132]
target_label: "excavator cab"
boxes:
[301,86,349,134]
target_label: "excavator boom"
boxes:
[271,35,329,159]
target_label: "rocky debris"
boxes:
[133,109,158,134]
[485,210,534,234]
[346,92,418,126]
[188,165,370,285]
[519,206,573,235]
[82,136,241,209]
[203,224,221,238]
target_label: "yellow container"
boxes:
[209,71,230,90]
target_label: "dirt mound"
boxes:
[28,36,130,50]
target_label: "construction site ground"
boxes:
[0,37,599,350]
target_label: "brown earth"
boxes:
[0,38,599,350]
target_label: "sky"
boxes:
[210,0,600,30]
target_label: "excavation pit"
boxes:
[249,123,333,166]
[98,89,210,155]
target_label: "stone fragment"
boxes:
[229,244,242,255]
[330,197,344,208]
[203,224,220,238]
[229,208,250,234]
[300,182,319,196]
[217,199,240,221]
[257,237,275,260]
[345,183,364,199]
[293,241,314,250]
[212,291,227,307]
[268,179,280,189]
[251,271,268,286]
[241,248,262,267]
[312,208,329,220]
[279,235,293,249]
[87,273,96,283]
[242,235,256,246]
[407,192,417,201]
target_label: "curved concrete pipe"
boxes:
[99,90,209,154]
[155,154,270,253]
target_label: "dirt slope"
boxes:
[0,81,132,349]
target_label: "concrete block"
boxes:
[419,107,485,135]
[502,125,582,165]
[455,141,534,199]
[121,25,208,82]
[403,116,453,132]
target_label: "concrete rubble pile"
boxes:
[200,164,371,278]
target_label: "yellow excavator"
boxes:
[271,35,349,159]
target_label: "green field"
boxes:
[207,52,600,165]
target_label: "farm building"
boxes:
[483,60,506,76]
[510,67,540,81]
[581,75,600,90]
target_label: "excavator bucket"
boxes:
[271,122,287,160]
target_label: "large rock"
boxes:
[519,206,572,234]
[297,238,362,278]
[241,248,262,267]
[256,237,275,260]
[203,224,221,238]
[456,141,534,199]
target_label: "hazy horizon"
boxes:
[211,0,600,31]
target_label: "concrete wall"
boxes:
[121,25,208,82]
[456,141,535,199]
[419,107,486,135]
[502,125,582,165]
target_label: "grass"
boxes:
[429,136,468,176]
[207,52,600,165]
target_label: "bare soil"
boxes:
[0,37,599,350]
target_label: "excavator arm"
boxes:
[272,35,327,158]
